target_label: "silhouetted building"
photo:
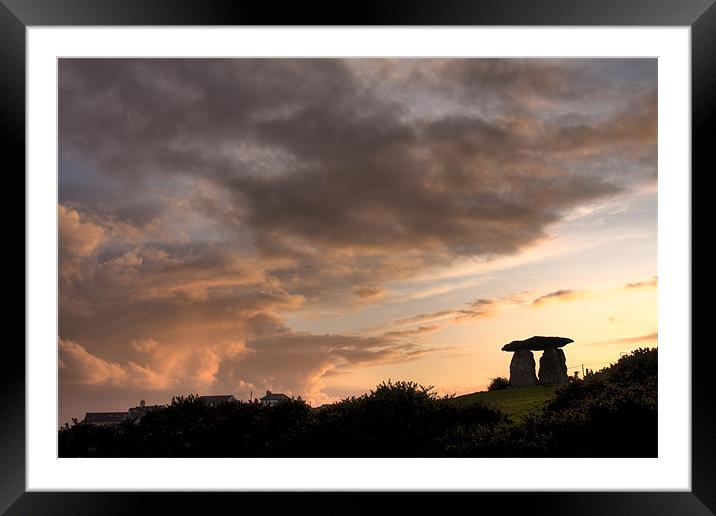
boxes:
[198,394,237,406]
[259,390,290,406]
[82,412,129,425]
[128,399,163,421]
[83,400,164,425]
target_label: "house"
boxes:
[198,394,237,406]
[82,412,129,425]
[82,400,164,426]
[259,390,291,406]
[127,400,163,421]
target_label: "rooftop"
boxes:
[198,395,237,404]
[83,412,129,424]
[259,391,291,401]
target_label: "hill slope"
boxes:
[450,384,560,420]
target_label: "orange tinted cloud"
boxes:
[606,332,658,345]
[531,289,590,306]
[353,286,386,302]
[58,206,105,258]
[384,324,442,338]
[455,298,500,320]
[59,339,173,390]
[59,339,126,386]
[58,205,105,282]
[625,276,658,289]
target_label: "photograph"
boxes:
[56,57,658,458]
[3,0,709,506]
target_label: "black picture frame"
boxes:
[4,0,713,513]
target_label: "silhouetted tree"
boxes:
[59,349,657,458]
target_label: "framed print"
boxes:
[5,0,714,513]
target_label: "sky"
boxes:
[58,58,657,424]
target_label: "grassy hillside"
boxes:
[449,384,560,420]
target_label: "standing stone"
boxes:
[557,348,568,379]
[509,348,538,387]
[538,347,569,385]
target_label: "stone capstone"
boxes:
[502,336,574,352]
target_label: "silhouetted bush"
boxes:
[487,377,510,391]
[58,349,657,457]
[536,347,658,457]
[308,380,506,456]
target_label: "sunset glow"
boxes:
[58,58,657,424]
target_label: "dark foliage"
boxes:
[308,380,506,457]
[536,347,658,457]
[442,348,658,457]
[59,349,657,457]
[487,377,510,391]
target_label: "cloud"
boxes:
[531,289,589,306]
[58,205,105,282]
[370,291,532,333]
[59,59,653,273]
[59,339,172,390]
[59,339,127,386]
[58,61,654,317]
[353,286,386,302]
[221,330,449,403]
[455,298,500,320]
[372,310,458,333]
[384,324,442,338]
[454,290,535,320]
[625,276,658,289]
[130,338,159,354]
[61,328,447,411]
[58,205,105,258]
[613,332,658,344]
[592,332,658,346]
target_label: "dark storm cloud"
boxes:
[58,58,657,419]
[59,58,654,266]
[441,59,656,108]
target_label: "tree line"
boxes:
[59,347,657,457]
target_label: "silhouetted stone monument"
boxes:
[558,348,568,378]
[502,336,573,386]
[508,348,538,386]
[538,347,568,385]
